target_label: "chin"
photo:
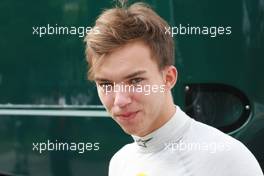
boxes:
[121,126,139,135]
[123,127,147,137]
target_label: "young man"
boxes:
[84,2,263,176]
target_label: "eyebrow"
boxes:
[123,70,147,79]
[95,70,147,82]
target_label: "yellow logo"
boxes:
[136,172,147,176]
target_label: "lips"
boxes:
[115,111,140,120]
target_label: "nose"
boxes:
[114,91,132,108]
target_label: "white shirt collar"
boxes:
[132,105,191,153]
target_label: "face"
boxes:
[93,41,177,137]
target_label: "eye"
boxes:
[97,82,113,92]
[98,82,112,87]
[130,78,144,85]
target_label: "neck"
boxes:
[147,93,176,136]
[132,105,191,153]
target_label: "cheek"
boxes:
[132,92,146,103]
[133,87,165,102]
[136,90,165,115]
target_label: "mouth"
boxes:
[115,110,140,121]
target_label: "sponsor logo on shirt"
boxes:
[135,137,153,148]
[136,172,147,176]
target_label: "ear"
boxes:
[163,65,177,91]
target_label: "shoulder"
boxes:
[217,138,263,175]
[188,120,263,175]
[208,138,264,175]
[110,143,135,163]
[108,143,136,176]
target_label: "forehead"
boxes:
[93,41,159,81]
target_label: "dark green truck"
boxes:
[0,0,263,175]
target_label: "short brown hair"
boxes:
[84,2,174,80]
